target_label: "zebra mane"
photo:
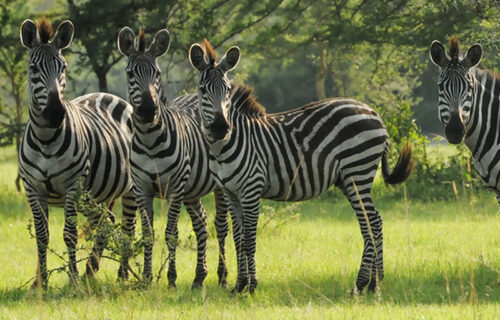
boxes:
[231,83,266,117]
[38,17,53,44]
[449,37,460,62]
[203,39,217,66]
[138,29,146,53]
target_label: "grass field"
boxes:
[0,145,499,319]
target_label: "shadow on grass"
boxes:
[1,262,498,307]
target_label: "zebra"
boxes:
[117,27,229,288]
[430,38,500,204]
[19,18,137,289]
[189,40,414,294]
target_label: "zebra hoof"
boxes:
[31,278,48,291]
[218,278,228,289]
[168,281,177,289]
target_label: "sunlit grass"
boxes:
[0,146,499,319]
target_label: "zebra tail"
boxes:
[381,141,414,185]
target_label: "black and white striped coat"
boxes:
[431,38,500,203]
[189,42,413,294]
[20,19,137,289]
[118,27,229,288]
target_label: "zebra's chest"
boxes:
[21,152,89,197]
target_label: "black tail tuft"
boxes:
[381,141,414,185]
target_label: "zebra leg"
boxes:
[118,190,138,280]
[214,188,229,287]
[184,199,208,288]
[139,196,155,283]
[165,200,182,288]
[227,197,248,293]
[342,179,383,293]
[27,194,50,290]
[243,199,260,294]
[64,187,80,284]
[84,205,109,277]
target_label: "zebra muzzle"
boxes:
[208,113,230,140]
[445,112,465,144]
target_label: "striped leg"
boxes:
[342,178,383,293]
[118,190,138,280]
[64,186,80,283]
[85,205,109,276]
[139,195,155,282]
[242,198,260,294]
[214,188,229,287]
[184,199,208,288]
[165,200,182,288]
[27,193,50,290]
[227,196,248,293]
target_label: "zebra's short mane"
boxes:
[449,37,460,62]
[231,83,266,117]
[203,39,217,66]
[38,17,52,44]
[138,29,146,53]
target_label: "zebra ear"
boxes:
[53,20,74,50]
[463,44,482,68]
[218,46,240,73]
[118,27,136,57]
[148,29,170,58]
[430,40,449,68]
[20,19,39,49]
[189,43,209,71]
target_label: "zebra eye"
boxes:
[126,70,134,78]
[199,87,207,94]
[29,65,39,73]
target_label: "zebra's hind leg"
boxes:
[27,193,50,290]
[214,188,229,288]
[342,177,383,294]
[165,200,182,288]
[117,190,138,280]
[184,199,208,289]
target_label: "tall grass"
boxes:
[0,145,499,319]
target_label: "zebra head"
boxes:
[20,18,73,128]
[118,27,170,125]
[430,38,482,144]
[189,40,240,141]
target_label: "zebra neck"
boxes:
[465,69,500,156]
[133,107,171,148]
[27,100,68,143]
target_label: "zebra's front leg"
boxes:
[214,188,229,287]
[165,200,182,288]
[242,198,260,294]
[27,194,50,290]
[84,207,109,277]
[343,182,383,293]
[227,198,248,293]
[139,196,155,283]
[64,188,80,284]
[117,190,138,280]
[184,199,208,288]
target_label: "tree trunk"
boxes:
[97,70,108,92]
[315,48,328,100]
[12,75,23,192]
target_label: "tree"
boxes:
[66,0,285,92]
[0,1,30,189]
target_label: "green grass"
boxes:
[0,145,499,319]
